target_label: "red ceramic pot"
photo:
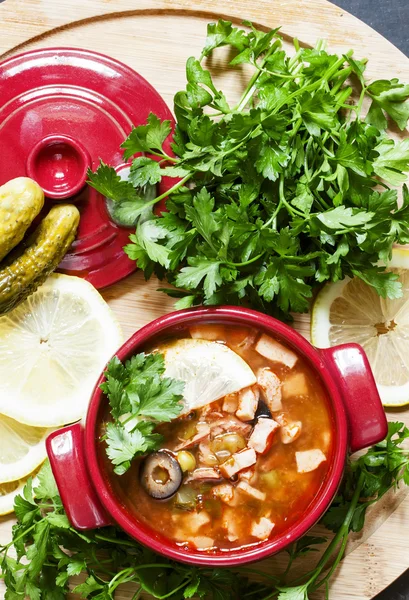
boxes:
[46,306,387,566]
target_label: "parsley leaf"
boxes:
[129,157,162,187]
[105,422,160,475]
[87,20,409,319]
[101,353,184,474]
[366,79,409,130]
[87,160,139,201]
[121,113,172,159]
[2,422,409,600]
[373,139,409,185]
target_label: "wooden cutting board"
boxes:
[1,1,409,598]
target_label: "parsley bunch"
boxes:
[88,20,409,318]
[101,353,184,475]
[1,422,408,599]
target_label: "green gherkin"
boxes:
[0,204,80,315]
[0,177,44,262]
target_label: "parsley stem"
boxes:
[308,471,365,587]
[225,253,264,268]
[234,41,280,112]
[152,151,178,163]
[138,174,192,212]
[273,50,354,115]
[0,522,37,552]
[94,533,140,547]
[236,567,280,583]
[153,578,192,599]
[354,86,368,119]
[108,567,135,592]
[312,530,349,591]
[285,251,323,263]
[278,174,304,217]
[256,65,298,80]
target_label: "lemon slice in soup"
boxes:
[160,338,256,415]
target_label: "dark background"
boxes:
[332,0,409,57]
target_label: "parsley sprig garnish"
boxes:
[100,353,184,475]
[88,20,409,318]
[1,422,408,599]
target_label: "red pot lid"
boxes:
[0,48,176,288]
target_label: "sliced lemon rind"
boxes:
[0,475,39,516]
[0,431,50,484]
[0,273,123,427]
[378,382,409,407]
[161,338,257,415]
[311,279,350,348]
[311,248,409,408]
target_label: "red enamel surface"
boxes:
[319,345,388,453]
[46,423,112,530]
[47,307,387,566]
[0,48,176,288]
[26,134,91,199]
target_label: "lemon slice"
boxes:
[311,248,409,407]
[0,473,39,516]
[0,273,122,427]
[0,414,51,483]
[160,338,256,415]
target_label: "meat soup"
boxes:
[99,324,334,553]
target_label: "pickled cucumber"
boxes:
[0,204,80,314]
[0,177,44,261]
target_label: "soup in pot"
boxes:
[99,323,334,553]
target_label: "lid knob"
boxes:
[26,134,91,200]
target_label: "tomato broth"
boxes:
[99,324,334,553]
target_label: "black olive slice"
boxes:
[254,400,272,420]
[140,451,183,500]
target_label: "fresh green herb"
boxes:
[101,353,184,474]
[88,20,409,318]
[1,422,408,599]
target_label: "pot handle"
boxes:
[46,423,112,530]
[319,344,388,453]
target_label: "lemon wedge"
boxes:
[0,273,122,427]
[160,338,256,415]
[311,248,409,407]
[0,415,51,483]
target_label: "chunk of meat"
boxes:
[255,334,298,369]
[223,393,238,414]
[211,416,252,437]
[251,517,275,540]
[175,423,210,450]
[185,467,222,482]
[187,511,211,532]
[190,324,225,341]
[189,536,215,549]
[236,386,259,421]
[237,481,266,501]
[282,372,308,397]
[248,418,279,454]
[219,448,257,479]
[257,368,282,412]
[274,413,286,426]
[222,507,240,542]
[229,328,258,350]
[296,449,326,473]
[281,421,302,444]
[238,467,257,484]
[211,483,234,504]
